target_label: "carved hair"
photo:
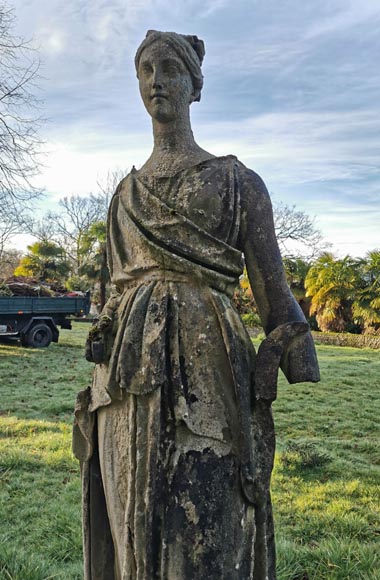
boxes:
[135,30,205,102]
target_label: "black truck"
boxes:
[0,292,91,347]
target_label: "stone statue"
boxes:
[73,30,320,580]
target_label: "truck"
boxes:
[0,292,91,347]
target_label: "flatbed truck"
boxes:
[0,292,91,347]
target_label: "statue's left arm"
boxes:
[239,164,320,384]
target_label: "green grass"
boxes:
[0,327,379,579]
[271,343,380,579]
[0,325,90,580]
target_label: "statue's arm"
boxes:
[239,164,320,384]
[97,180,124,320]
[85,182,124,363]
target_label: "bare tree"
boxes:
[21,214,57,243]
[45,169,128,272]
[96,168,127,212]
[0,246,21,279]
[46,195,106,272]
[273,201,329,260]
[0,208,20,259]
[22,169,128,284]
[0,1,43,210]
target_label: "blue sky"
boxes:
[12,0,380,258]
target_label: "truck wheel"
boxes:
[26,323,53,348]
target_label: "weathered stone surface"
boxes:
[73,30,320,580]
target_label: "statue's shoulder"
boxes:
[233,158,271,208]
[110,171,133,203]
[234,159,275,245]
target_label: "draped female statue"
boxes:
[73,30,320,580]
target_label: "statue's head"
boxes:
[135,30,205,123]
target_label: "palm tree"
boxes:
[305,253,360,332]
[79,221,109,311]
[352,250,380,334]
[283,257,312,318]
[14,241,71,283]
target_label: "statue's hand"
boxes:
[85,314,115,364]
[254,321,309,401]
[97,314,113,332]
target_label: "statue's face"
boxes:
[138,41,194,123]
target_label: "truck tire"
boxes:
[26,323,53,348]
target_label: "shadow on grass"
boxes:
[277,440,333,481]
[0,337,85,352]
[277,437,380,486]
[55,341,86,350]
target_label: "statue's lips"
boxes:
[151,94,168,100]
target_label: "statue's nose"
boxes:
[152,67,163,90]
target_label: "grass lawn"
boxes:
[0,324,379,579]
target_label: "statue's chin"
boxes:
[145,100,189,125]
[150,111,179,124]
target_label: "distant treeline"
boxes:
[235,251,380,336]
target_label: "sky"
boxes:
[11,0,380,258]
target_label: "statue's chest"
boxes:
[175,176,224,232]
[151,168,236,240]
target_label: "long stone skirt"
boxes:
[97,387,256,580]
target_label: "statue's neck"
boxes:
[151,117,198,156]
[138,116,214,177]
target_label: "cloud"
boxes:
[195,108,380,188]
[304,0,380,39]
[33,134,149,199]
[37,29,65,54]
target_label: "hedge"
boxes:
[311,331,380,349]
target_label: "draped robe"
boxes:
[73,155,319,580]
